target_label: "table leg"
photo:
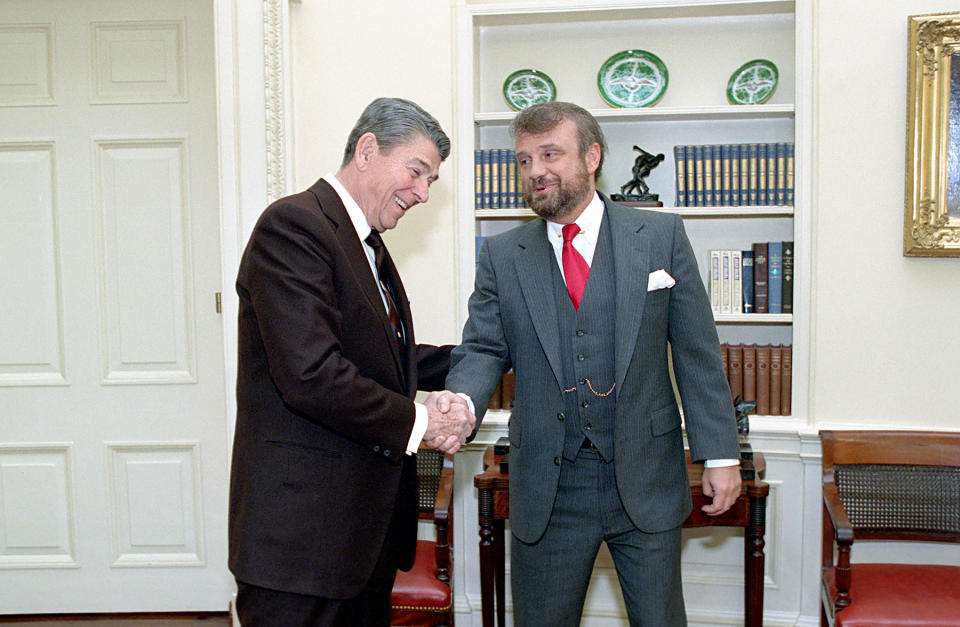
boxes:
[495,519,505,627]
[744,495,767,627]
[478,487,495,627]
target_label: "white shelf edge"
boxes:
[465,0,796,19]
[475,104,795,126]
[475,206,794,218]
[714,313,792,323]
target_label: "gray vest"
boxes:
[555,215,618,462]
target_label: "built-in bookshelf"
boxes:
[454,0,810,426]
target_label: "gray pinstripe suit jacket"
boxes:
[446,195,739,544]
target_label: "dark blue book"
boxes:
[766,143,778,206]
[729,144,741,206]
[741,249,754,313]
[782,241,794,314]
[767,241,783,314]
[685,145,698,207]
[775,142,787,205]
[474,149,483,209]
[694,145,706,206]
[786,143,795,206]
[720,144,732,206]
[702,145,715,206]
[674,145,687,206]
[480,149,492,209]
[746,143,758,205]
[712,144,723,207]
[756,143,768,205]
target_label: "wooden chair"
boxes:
[390,449,454,627]
[820,430,960,627]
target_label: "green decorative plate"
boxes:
[597,50,668,108]
[502,69,556,111]
[726,59,779,105]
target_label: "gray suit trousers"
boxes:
[510,449,686,627]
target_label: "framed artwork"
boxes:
[904,12,960,256]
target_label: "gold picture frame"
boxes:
[904,12,960,256]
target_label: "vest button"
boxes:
[554,456,561,466]
[557,412,565,421]
[577,354,585,361]
[579,378,587,385]
[581,401,590,409]
[576,329,585,336]
[585,422,592,430]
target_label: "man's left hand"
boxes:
[700,465,742,516]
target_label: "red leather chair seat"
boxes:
[390,540,451,627]
[824,563,960,626]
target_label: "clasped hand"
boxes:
[422,391,476,454]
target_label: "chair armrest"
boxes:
[822,482,854,546]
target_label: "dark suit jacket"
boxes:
[446,196,739,544]
[228,178,451,598]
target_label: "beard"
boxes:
[523,166,593,221]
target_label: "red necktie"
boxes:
[561,223,590,310]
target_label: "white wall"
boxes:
[812,0,960,429]
[290,0,459,345]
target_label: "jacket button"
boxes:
[577,354,585,361]
[576,329,585,336]
[557,412,565,421]
[554,456,561,466]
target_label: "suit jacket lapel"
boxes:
[515,219,565,391]
[607,200,650,389]
[309,179,407,383]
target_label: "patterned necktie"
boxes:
[561,223,590,310]
[365,231,404,345]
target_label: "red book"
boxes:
[756,344,771,415]
[780,345,792,415]
[728,344,744,403]
[769,345,782,415]
[742,344,758,411]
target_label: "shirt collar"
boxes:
[545,192,605,243]
[324,172,372,242]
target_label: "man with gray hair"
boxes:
[229,97,473,626]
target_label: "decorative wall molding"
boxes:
[262,0,288,203]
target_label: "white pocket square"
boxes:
[647,269,676,291]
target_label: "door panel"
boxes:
[0,0,229,612]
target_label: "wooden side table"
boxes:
[474,448,769,627]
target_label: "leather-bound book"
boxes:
[721,343,729,379]
[769,345,782,415]
[753,242,769,313]
[728,344,744,403]
[742,344,758,410]
[488,380,502,410]
[780,345,792,415]
[500,369,516,410]
[756,344,771,416]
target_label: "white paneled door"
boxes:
[0,0,230,612]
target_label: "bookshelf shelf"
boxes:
[715,313,791,324]
[477,206,794,219]
[475,104,795,127]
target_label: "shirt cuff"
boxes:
[406,402,428,454]
[704,458,739,467]
[457,393,475,416]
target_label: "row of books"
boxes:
[709,241,794,314]
[474,149,526,209]
[721,343,792,416]
[674,143,794,207]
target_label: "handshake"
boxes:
[422,390,477,454]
